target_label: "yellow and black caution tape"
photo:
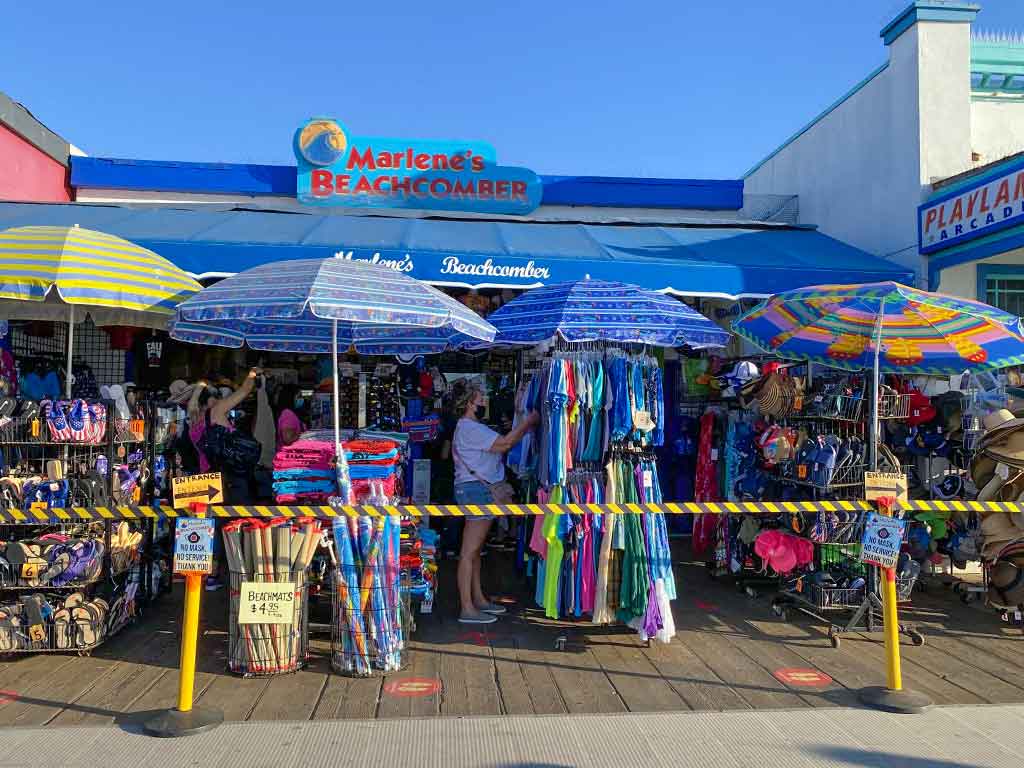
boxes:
[0,499,875,523]
[899,499,1021,514]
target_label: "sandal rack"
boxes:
[0,401,165,656]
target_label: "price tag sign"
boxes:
[238,582,296,624]
[860,512,906,570]
[173,518,214,574]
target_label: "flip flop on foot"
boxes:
[477,602,507,615]
[458,611,497,624]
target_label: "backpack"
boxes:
[174,418,200,474]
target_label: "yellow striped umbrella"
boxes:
[0,225,201,394]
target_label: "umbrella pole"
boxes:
[870,309,882,472]
[332,319,341,459]
[65,305,75,398]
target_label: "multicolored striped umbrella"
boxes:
[0,225,200,327]
[733,282,1024,375]
[481,279,729,348]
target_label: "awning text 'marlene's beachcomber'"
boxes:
[294,118,543,215]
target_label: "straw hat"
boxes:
[979,409,1024,448]
[981,513,1021,560]
[997,472,1024,502]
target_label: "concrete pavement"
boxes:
[0,704,1022,767]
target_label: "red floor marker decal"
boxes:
[695,600,718,612]
[0,690,19,705]
[383,677,442,698]
[774,668,832,688]
[456,630,491,647]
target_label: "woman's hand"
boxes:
[248,367,263,380]
[525,410,541,427]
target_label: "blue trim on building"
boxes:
[977,263,1024,302]
[880,2,979,46]
[928,222,1024,290]
[70,156,744,211]
[539,175,742,210]
[742,63,889,179]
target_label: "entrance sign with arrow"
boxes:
[172,472,224,509]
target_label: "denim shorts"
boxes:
[454,481,496,518]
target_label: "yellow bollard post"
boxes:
[858,497,930,714]
[881,566,902,691]
[176,572,203,712]
[144,505,224,737]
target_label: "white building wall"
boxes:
[971,99,1024,165]
[745,17,976,288]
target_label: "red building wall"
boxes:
[0,123,71,202]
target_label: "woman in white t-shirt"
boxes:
[451,380,539,624]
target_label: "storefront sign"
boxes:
[334,250,552,282]
[173,518,215,573]
[859,512,906,570]
[919,159,1024,253]
[295,118,542,215]
[238,582,296,624]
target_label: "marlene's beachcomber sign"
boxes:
[294,118,542,215]
[919,158,1024,254]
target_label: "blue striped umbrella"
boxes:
[482,279,729,348]
[175,257,494,340]
[169,312,486,355]
[171,257,495,457]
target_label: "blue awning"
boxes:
[0,202,912,299]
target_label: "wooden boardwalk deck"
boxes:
[0,550,1020,727]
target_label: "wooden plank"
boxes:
[248,655,329,721]
[490,637,537,715]
[925,630,1024,692]
[892,634,1024,705]
[48,627,181,726]
[642,637,750,712]
[439,634,501,717]
[675,623,806,710]
[511,634,568,716]
[0,655,120,727]
[542,634,625,714]
[312,674,382,720]
[585,630,686,713]
[376,643,441,719]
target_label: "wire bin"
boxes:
[228,571,309,677]
[330,566,411,677]
[877,392,911,420]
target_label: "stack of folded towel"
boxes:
[344,439,401,502]
[273,440,337,503]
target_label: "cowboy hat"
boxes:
[980,409,1024,445]
[984,429,1024,469]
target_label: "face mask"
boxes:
[475,405,486,420]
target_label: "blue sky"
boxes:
[3,1,1021,179]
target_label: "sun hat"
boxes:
[983,429,1024,468]
[981,513,1021,560]
[979,409,1024,449]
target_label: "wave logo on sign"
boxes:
[294,118,543,216]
